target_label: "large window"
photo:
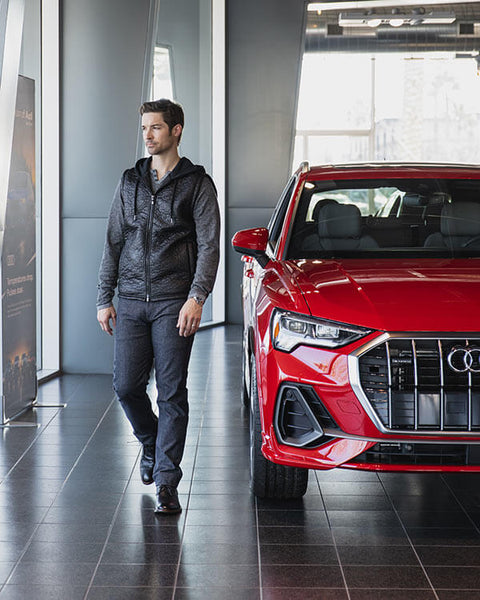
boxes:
[152,45,175,100]
[18,0,60,378]
[295,2,480,168]
[153,0,225,326]
[294,53,480,167]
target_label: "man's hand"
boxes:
[177,298,203,337]
[97,306,117,336]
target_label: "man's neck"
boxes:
[151,152,180,180]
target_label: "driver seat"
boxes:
[424,202,480,249]
[317,203,378,250]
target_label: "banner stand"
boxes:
[33,402,67,408]
[0,394,67,428]
[0,394,37,427]
[1,75,41,424]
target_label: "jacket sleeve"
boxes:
[189,175,221,302]
[96,176,126,309]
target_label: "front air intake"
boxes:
[275,383,337,448]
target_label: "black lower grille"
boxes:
[352,442,480,466]
[357,337,480,433]
[275,384,338,448]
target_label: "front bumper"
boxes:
[258,337,480,472]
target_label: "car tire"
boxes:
[249,356,309,499]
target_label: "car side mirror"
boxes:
[232,227,270,268]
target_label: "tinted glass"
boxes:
[268,177,296,248]
[287,178,480,259]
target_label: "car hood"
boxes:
[289,258,480,332]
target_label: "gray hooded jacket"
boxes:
[97,157,220,309]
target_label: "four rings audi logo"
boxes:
[447,346,480,373]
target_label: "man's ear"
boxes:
[173,124,183,140]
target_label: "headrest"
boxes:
[402,193,424,207]
[440,202,480,237]
[312,198,338,223]
[318,203,362,239]
[429,192,449,205]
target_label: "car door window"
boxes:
[268,177,296,251]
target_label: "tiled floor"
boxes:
[1,325,480,599]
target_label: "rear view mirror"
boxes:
[232,227,270,268]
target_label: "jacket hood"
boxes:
[288,258,480,332]
[134,156,205,187]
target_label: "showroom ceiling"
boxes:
[306,2,480,52]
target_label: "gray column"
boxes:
[227,0,306,322]
[61,0,153,373]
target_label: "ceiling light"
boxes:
[338,9,456,28]
[309,1,475,11]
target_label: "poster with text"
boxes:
[1,75,37,421]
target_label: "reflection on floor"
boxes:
[1,325,480,599]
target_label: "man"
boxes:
[97,99,220,515]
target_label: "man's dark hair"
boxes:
[140,99,184,142]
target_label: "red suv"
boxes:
[232,162,480,499]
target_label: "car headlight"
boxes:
[271,310,372,352]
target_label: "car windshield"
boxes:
[286,177,480,259]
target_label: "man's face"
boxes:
[141,112,181,156]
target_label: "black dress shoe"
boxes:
[140,444,155,485]
[154,485,181,515]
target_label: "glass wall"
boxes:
[153,0,225,326]
[19,0,42,371]
[17,0,60,378]
[295,3,480,168]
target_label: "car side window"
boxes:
[268,177,296,250]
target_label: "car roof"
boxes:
[297,162,480,180]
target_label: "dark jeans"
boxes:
[113,297,194,487]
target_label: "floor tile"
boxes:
[258,525,334,546]
[100,542,181,564]
[343,565,431,589]
[436,592,480,600]
[260,543,338,565]
[180,542,258,565]
[397,509,474,528]
[176,563,259,588]
[408,527,480,546]
[261,564,344,588]
[257,509,328,527]
[349,591,436,600]
[337,545,419,566]
[327,510,401,528]
[0,563,14,584]
[91,563,177,587]
[415,545,480,566]
[425,566,480,589]
[174,588,260,600]
[182,524,257,545]
[331,525,410,547]
[86,588,173,600]
[19,541,104,564]
[262,590,348,600]
[7,561,96,586]
[322,494,392,511]
[31,522,111,544]
[108,524,184,544]
[0,585,88,599]
[185,508,255,527]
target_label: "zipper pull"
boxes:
[146,294,150,302]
